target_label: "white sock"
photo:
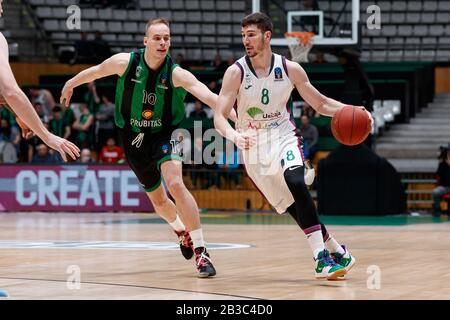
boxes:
[306,230,325,259]
[325,237,345,255]
[169,215,185,232]
[190,228,205,249]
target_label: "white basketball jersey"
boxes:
[235,54,296,137]
[235,54,307,214]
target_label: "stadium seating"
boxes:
[28,0,248,61]
[359,0,450,61]
[23,0,450,61]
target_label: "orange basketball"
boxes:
[331,106,371,146]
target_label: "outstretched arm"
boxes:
[60,52,130,107]
[286,60,347,117]
[287,59,373,127]
[0,33,79,161]
[172,67,237,122]
[214,65,254,150]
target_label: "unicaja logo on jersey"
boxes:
[247,107,264,119]
[246,107,282,129]
[262,111,281,119]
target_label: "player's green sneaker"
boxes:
[331,245,356,273]
[314,249,347,280]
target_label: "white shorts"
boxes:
[242,133,305,214]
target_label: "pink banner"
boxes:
[0,165,154,212]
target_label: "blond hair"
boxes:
[145,18,170,35]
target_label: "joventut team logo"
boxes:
[132,66,143,83]
[136,66,142,78]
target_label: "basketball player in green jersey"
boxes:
[0,0,80,162]
[61,18,234,278]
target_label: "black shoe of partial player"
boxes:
[175,230,194,260]
[194,247,216,278]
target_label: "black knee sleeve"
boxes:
[284,166,321,231]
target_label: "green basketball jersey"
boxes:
[115,49,187,134]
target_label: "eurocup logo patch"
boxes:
[274,67,283,80]
[162,144,169,154]
[158,73,168,89]
[161,73,167,84]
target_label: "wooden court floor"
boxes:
[0,212,449,300]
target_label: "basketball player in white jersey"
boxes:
[0,0,80,162]
[215,12,371,280]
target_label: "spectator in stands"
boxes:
[0,139,18,163]
[49,105,71,140]
[31,144,61,164]
[207,80,220,95]
[72,103,94,149]
[77,148,96,164]
[0,118,19,163]
[0,118,21,154]
[302,101,319,118]
[299,115,319,161]
[312,52,328,64]
[85,81,101,114]
[189,100,208,118]
[432,144,450,216]
[62,106,76,138]
[33,102,50,125]
[96,95,115,152]
[212,53,228,72]
[74,32,93,64]
[29,88,56,118]
[26,134,44,163]
[0,104,17,127]
[92,31,112,63]
[99,137,124,164]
